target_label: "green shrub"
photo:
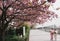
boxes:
[5,24,30,41]
[24,25,30,41]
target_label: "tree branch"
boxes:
[0,7,3,11]
[6,3,12,10]
[5,11,20,25]
[4,15,15,30]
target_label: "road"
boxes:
[29,29,60,41]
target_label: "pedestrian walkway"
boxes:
[29,29,60,41]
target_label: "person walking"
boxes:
[54,29,57,41]
[50,28,54,41]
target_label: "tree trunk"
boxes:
[0,30,5,41]
[2,31,5,41]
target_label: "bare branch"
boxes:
[0,7,3,11]
[4,16,15,30]
[6,3,12,10]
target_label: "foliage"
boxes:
[0,0,58,26]
[5,24,30,41]
[23,24,30,41]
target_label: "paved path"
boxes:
[29,29,60,41]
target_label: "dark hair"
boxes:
[51,28,53,30]
[54,29,56,30]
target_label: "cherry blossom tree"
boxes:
[0,0,57,41]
